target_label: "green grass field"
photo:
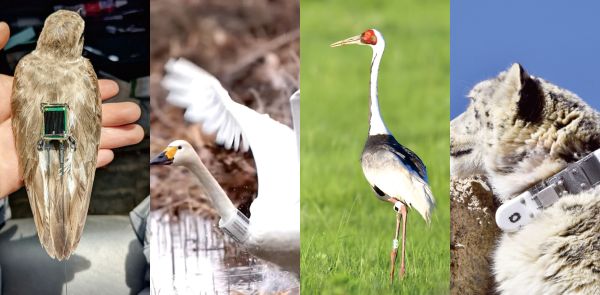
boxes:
[300,0,450,293]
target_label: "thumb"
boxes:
[0,22,10,50]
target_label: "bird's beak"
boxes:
[330,35,362,47]
[150,147,176,165]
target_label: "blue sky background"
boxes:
[451,1,600,118]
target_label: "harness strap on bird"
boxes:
[39,103,76,176]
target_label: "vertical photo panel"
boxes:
[149,0,299,293]
[0,1,150,294]
[301,0,450,293]
[451,1,600,294]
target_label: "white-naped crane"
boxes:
[151,58,300,275]
[331,29,435,281]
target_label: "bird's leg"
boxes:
[390,210,401,282]
[399,203,408,279]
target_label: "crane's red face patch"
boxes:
[361,29,377,45]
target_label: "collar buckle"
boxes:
[532,183,560,209]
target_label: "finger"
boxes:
[0,75,14,121]
[0,22,10,50]
[97,149,115,168]
[102,102,141,127]
[99,79,119,101]
[100,124,144,149]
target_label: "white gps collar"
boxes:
[496,149,600,232]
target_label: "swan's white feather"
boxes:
[163,59,249,152]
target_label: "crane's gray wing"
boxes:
[11,54,101,260]
[382,135,428,182]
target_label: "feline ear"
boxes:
[506,63,544,123]
[505,63,526,87]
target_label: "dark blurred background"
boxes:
[0,0,150,217]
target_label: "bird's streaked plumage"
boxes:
[11,10,101,260]
[158,58,299,274]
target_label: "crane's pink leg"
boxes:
[390,211,401,282]
[399,204,408,279]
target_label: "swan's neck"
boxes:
[368,46,390,136]
[187,155,237,220]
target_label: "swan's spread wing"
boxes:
[163,58,249,152]
[162,59,299,229]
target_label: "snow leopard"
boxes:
[451,63,600,294]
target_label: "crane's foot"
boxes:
[398,263,406,279]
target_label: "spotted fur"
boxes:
[451,63,600,294]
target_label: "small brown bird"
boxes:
[11,10,101,260]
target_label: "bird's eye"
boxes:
[178,146,182,150]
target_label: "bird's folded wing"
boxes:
[11,57,47,245]
[11,57,42,181]
[387,139,429,183]
[162,59,299,226]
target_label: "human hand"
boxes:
[0,22,144,197]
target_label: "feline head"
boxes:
[451,63,600,200]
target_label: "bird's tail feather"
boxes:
[28,146,92,260]
[411,176,436,225]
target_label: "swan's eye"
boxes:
[178,146,182,150]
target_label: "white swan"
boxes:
[151,58,300,275]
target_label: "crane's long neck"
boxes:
[187,155,237,221]
[368,46,390,135]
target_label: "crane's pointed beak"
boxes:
[330,35,362,47]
